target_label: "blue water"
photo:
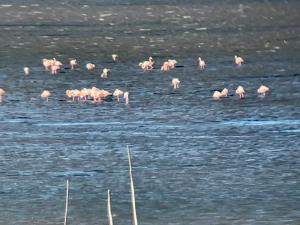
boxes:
[0,1,300,225]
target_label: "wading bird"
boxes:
[172,78,180,89]
[41,90,51,101]
[235,85,245,98]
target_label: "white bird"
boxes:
[172,78,180,89]
[70,59,77,70]
[257,85,269,97]
[235,85,245,98]
[41,90,51,101]
[24,67,30,75]
[124,92,129,105]
[101,68,110,78]
[198,57,206,69]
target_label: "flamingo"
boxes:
[172,78,180,89]
[80,88,90,101]
[257,85,269,97]
[70,59,77,70]
[234,55,244,66]
[213,88,228,99]
[101,68,110,78]
[168,59,178,69]
[51,65,60,74]
[0,88,6,102]
[86,63,95,71]
[139,57,154,71]
[42,59,52,71]
[213,91,222,99]
[198,57,206,69]
[66,89,75,101]
[161,61,171,72]
[123,92,129,105]
[24,67,30,75]
[112,54,118,61]
[41,90,51,101]
[221,88,228,97]
[113,89,124,102]
[235,85,245,98]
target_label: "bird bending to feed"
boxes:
[112,54,118,61]
[235,85,245,98]
[70,59,77,70]
[123,92,129,105]
[198,57,206,69]
[213,88,228,99]
[234,55,244,66]
[0,88,6,102]
[42,58,63,74]
[221,88,228,97]
[168,59,178,69]
[24,67,30,75]
[113,89,124,102]
[42,58,52,71]
[86,63,95,71]
[139,56,154,71]
[213,91,222,99]
[257,85,269,97]
[41,90,51,101]
[161,61,171,72]
[172,78,180,89]
[101,68,110,78]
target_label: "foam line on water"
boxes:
[220,119,300,127]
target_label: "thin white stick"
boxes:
[64,179,69,225]
[127,146,138,225]
[107,189,114,225]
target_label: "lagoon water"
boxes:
[0,1,300,224]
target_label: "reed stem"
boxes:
[127,146,138,225]
[107,189,114,225]
[64,179,69,225]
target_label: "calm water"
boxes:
[0,1,300,225]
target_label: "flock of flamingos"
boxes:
[0,54,270,103]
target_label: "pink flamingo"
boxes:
[234,55,244,66]
[221,88,228,97]
[235,85,245,98]
[124,92,129,105]
[139,57,154,71]
[70,59,77,70]
[113,89,124,102]
[198,57,206,69]
[0,88,6,102]
[213,88,228,99]
[172,78,180,89]
[161,61,171,72]
[86,63,95,71]
[213,91,222,99]
[168,59,178,69]
[42,59,52,71]
[41,90,51,101]
[257,85,269,97]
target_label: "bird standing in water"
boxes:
[24,67,30,75]
[257,85,270,97]
[172,78,180,89]
[234,55,244,66]
[235,85,245,98]
[41,90,51,101]
[198,57,206,69]
[0,88,6,102]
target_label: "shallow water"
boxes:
[0,1,300,225]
